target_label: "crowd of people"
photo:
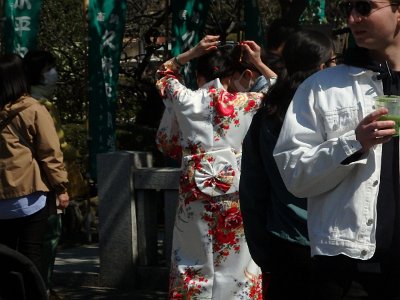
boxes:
[0,0,399,299]
[156,0,400,299]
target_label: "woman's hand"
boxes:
[193,35,220,57]
[175,35,220,65]
[240,41,262,66]
[57,192,70,209]
[240,40,278,79]
[355,107,396,152]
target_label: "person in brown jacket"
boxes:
[23,49,88,299]
[0,53,69,277]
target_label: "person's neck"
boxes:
[369,46,400,71]
[220,77,231,90]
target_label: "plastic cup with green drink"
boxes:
[374,95,400,136]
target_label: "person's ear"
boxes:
[243,69,253,80]
[397,5,400,22]
[197,75,206,88]
[319,63,326,70]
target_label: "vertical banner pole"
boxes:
[170,0,210,89]
[243,0,265,47]
[87,0,127,180]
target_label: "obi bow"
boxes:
[192,149,240,197]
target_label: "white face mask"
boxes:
[42,68,58,87]
[232,71,254,92]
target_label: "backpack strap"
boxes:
[0,102,35,132]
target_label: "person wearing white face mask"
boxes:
[229,43,277,93]
[156,36,279,299]
[23,50,87,300]
[231,69,256,92]
[24,52,58,100]
[42,67,58,92]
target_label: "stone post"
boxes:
[97,151,152,288]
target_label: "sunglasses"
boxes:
[339,0,398,18]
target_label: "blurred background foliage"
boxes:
[32,0,347,175]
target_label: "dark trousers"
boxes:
[0,206,48,274]
[41,213,62,288]
[310,254,400,300]
[262,234,312,300]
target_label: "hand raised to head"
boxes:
[239,41,262,66]
[177,35,220,65]
[191,35,220,58]
[238,40,277,79]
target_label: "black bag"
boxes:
[0,244,47,300]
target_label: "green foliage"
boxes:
[37,0,87,123]
[257,0,282,27]
[31,0,349,177]
[325,0,347,30]
[116,125,157,152]
[300,0,326,24]
[116,124,165,166]
[35,0,347,127]
[63,123,89,177]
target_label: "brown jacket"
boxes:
[0,96,68,199]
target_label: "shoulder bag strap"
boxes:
[0,102,35,132]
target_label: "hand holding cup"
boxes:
[374,95,400,136]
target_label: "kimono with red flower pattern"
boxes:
[156,58,264,299]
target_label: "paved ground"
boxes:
[52,286,168,299]
[52,286,168,300]
[51,243,168,300]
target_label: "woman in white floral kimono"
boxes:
[156,35,277,299]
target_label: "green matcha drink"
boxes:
[375,95,400,136]
[378,115,400,136]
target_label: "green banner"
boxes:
[171,0,210,89]
[87,0,126,180]
[244,0,265,48]
[2,0,42,56]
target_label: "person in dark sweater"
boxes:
[273,1,400,298]
[240,29,336,300]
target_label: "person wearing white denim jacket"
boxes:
[274,58,400,299]
[274,63,392,256]
[273,0,400,298]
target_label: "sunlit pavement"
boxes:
[52,243,168,300]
